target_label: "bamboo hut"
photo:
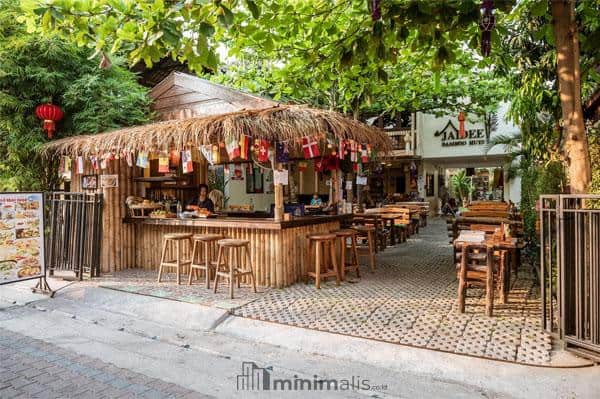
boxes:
[44,75,392,288]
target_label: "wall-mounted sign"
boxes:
[100,174,119,188]
[0,193,45,285]
[434,120,487,147]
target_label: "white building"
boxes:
[378,103,521,213]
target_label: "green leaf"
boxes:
[246,0,260,19]
[530,1,548,17]
[199,22,215,36]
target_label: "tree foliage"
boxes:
[0,0,152,190]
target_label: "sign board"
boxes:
[273,169,289,186]
[433,120,488,147]
[0,192,45,285]
[356,175,368,186]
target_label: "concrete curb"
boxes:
[215,315,600,399]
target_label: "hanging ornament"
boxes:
[370,0,381,21]
[458,112,466,139]
[480,0,495,57]
[35,103,64,139]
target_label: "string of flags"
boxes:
[59,134,376,177]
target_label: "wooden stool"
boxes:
[188,233,224,288]
[157,233,192,285]
[306,234,340,289]
[333,229,360,280]
[352,225,376,272]
[213,239,257,299]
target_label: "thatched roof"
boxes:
[44,105,392,157]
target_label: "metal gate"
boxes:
[540,194,600,361]
[45,192,103,279]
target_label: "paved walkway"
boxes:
[0,328,210,399]
[234,218,554,366]
[92,218,555,366]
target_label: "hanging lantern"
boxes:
[370,0,381,21]
[35,103,64,139]
[458,112,466,139]
[480,0,495,57]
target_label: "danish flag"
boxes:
[302,136,320,159]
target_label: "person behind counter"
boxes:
[310,193,323,206]
[185,184,214,213]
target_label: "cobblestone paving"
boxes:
[97,269,268,310]
[0,328,211,399]
[233,218,553,366]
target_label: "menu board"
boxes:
[0,193,45,285]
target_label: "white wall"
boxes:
[224,167,274,212]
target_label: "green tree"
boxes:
[0,0,152,190]
[19,0,600,191]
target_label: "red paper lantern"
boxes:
[35,103,63,139]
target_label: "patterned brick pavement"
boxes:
[233,218,554,366]
[0,328,210,399]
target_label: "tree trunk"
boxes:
[552,0,591,193]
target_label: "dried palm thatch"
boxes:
[43,105,392,157]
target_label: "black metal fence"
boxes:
[45,192,103,279]
[540,194,600,361]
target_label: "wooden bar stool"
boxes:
[157,233,193,285]
[189,233,224,288]
[352,225,376,272]
[306,234,340,289]
[332,229,360,280]
[213,239,257,299]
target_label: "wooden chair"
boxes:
[455,242,508,316]
[351,225,376,272]
[157,233,193,285]
[306,233,340,289]
[332,229,360,280]
[188,233,223,288]
[213,239,257,299]
[353,213,387,251]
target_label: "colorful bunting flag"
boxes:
[276,141,289,163]
[225,134,241,160]
[302,136,320,159]
[239,135,250,160]
[182,150,193,174]
[158,153,169,173]
[90,156,99,171]
[136,152,149,168]
[338,138,345,159]
[126,151,133,167]
[350,141,358,162]
[58,157,65,174]
[76,156,84,174]
[169,149,180,166]
[64,156,72,175]
[257,139,270,162]
[200,145,214,165]
[361,147,369,163]
[100,157,107,170]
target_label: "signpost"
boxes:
[0,192,53,296]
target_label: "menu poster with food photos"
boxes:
[0,193,45,285]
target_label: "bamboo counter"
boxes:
[123,215,350,288]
